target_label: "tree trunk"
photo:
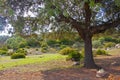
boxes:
[83,33,100,69]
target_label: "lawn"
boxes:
[107,48,120,55]
[0,54,66,70]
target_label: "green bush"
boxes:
[60,45,67,49]
[104,42,116,48]
[11,53,26,59]
[19,42,27,48]
[0,50,7,55]
[67,50,83,61]
[36,48,39,51]
[26,38,40,47]
[72,42,81,49]
[80,48,85,57]
[92,40,102,48]
[47,40,58,47]
[0,45,8,51]
[41,47,47,53]
[59,39,74,45]
[59,47,76,55]
[41,42,48,48]
[26,46,30,49]
[16,48,27,55]
[99,37,105,44]
[6,36,26,50]
[95,49,108,55]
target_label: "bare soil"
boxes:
[0,55,120,80]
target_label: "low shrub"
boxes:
[47,40,58,47]
[11,53,26,59]
[95,49,108,55]
[59,47,75,55]
[0,46,8,51]
[16,48,27,55]
[19,42,27,48]
[104,42,116,48]
[0,50,7,55]
[60,45,67,49]
[41,47,47,53]
[26,46,30,49]
[41,42,48,48]
[72,42,81,49]
[66,50,83,61]
[92,40,102,48]
[36,48,39,51]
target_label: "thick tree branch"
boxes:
[91,18,120,34]
[56,14,85,34]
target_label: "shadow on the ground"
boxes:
[0,56,120,80]
[95,56,120,75]
[41,56,120,80]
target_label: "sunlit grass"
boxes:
[0,54,66,70]
[107,48,120,55]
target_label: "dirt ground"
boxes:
[0,55,120,80]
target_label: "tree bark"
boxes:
[83,33,100,69]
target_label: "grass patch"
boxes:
[107,48,120,55]
[0,54,66,70]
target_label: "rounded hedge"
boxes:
[95,49,108,55]
[15,48,27,55]
[67,51,83,61]
[59,47,75,55]
[11,53,26,59]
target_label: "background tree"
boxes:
[4,0,120,69]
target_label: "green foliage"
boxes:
[103,37,118,43]
[26,37,40,47]
[60,39,74,45]
[0,50,7,55]
[72,42,81,48]
[19,42,27,48]
[40,41,48,47]
[0,46,8,55]
[104,42,116,48]
[99,37,105,44]
[95,49,108,55]
[36,48,39,51]
[89,0,95,7]
[11,53,26,59]
[115,0,120,7]
[41,47,47,53]
[12,17,25,34]
[59,47,76,55]
[66,50,83,61]
[47,40,59,47]
[6,36,26,50]
[26,46,30,49]
[0,54,65,70]
[0,36,9,46]
[63,10,69,17]
[92,40,102,48]
[60,45,67,49]
[15,48,27,55]
[81,48,85,57]
[0,45,8,51]
[0,0,14,16]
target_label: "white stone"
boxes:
[96,69,107,78]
